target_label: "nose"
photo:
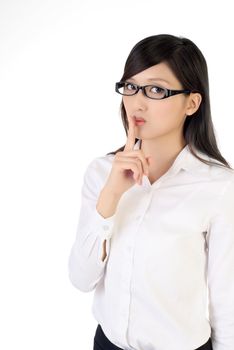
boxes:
[136,86,146,96]
[131,87,148,108]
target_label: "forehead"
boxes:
[128,62,181,86]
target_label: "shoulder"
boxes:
[194,147,234,182]
[210,165,234,212]
[83,153,115,185]
[85,153,114,173]
[208,160,234,183]
[192,149,234,198]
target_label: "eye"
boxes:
[150,86,164,94]
[124,82,137,91]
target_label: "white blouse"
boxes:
[68,139,234,350]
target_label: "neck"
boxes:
[140,135,187,172]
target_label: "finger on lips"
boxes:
[124,115,135,151]
[124,115,150,185]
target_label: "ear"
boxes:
[186,92,202,116]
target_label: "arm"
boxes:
[68,158,120,292]
[206,176,234,350]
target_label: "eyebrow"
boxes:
[127,77,170,84]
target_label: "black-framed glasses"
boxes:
[115,81,192,100]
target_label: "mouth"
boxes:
[133,116,146,122]
[133,116,146,125]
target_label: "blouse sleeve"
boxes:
[206,176,234,350]
[68,158,116,292]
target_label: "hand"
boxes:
[104,115,151,197]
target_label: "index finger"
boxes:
[124,115,136,151]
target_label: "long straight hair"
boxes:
[107,34,233,170]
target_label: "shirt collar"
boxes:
[133,138,213,177]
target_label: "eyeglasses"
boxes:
[115,81,192,100]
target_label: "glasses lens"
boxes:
[145,85,166,99]
[116,82,167,99]
[116,82,137,95]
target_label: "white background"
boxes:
[0,0,233,349]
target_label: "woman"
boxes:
[68,34,234,350]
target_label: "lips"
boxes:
[133,116,146,122]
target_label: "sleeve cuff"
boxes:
[92,206,116,240]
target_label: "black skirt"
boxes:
[93,324,213,350]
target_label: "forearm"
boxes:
[96,186,122,219]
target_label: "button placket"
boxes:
[134,191,153,221]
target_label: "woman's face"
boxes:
[122,62,199,141]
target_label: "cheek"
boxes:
[146,101,186,134]
[149,100,186,122]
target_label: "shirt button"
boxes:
[102,224,109,230]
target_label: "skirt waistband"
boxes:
[94,324,213,350]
